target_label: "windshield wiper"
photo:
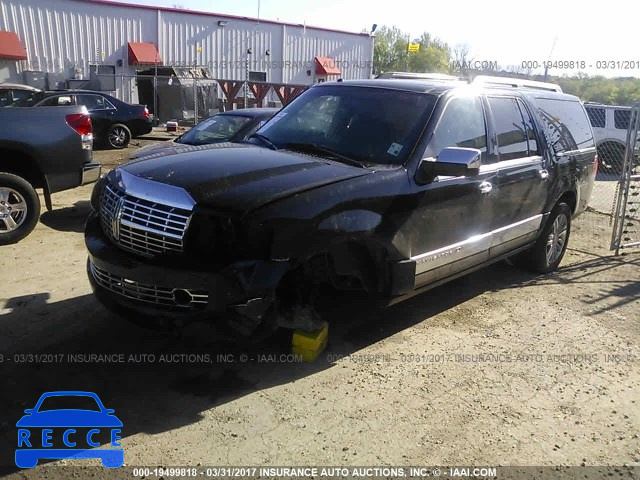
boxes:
[248,133,278,150]
[283,143,364,168]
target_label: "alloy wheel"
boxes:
[545,213,568,266]
[109,127,127,147]
[0,187,28,233]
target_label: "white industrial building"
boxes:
[0,0,374,119]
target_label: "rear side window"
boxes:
[77,94,107,111]
[426,95,487,161]
[536,98,595,154]
[585,107,606,128]
[614,109,631,130]
[488,97,528,161]
[40,95,75,106]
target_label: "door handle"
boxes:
[479,181,493,194]
[538,169,549,180]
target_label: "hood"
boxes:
[129,140,186,160]
[119,143,371,213]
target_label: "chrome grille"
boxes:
[90,262,208,309]
[100,184,191,257]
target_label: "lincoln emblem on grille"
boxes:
[111,197,126,241]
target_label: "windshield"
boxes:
[255,85,437,166]
[178,115,252,146]
[37,395,102,412]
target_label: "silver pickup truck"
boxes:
[0,105,101,244]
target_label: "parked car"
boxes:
[0,83,42,108]
[0,105,100,244]
[85,76,596,340]
[129,108,279,160]
[13,90,152,149]
[584,102,639,173]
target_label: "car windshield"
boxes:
[38,395,102,412]
[254,85,437,166]
[178,115,252,146]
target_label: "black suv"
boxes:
[85,77,597,338]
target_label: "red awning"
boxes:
[128,42,162,65]
[315,56,341,76]
[0,31,27,60]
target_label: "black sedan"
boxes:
[129,108,279,160]
[13,90,153,149]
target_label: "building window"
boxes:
[90,64,116,91]
[248,71,266,82]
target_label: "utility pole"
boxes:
[405,33,410,71]
[543,36,558,82]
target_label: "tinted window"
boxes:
[517,99,540,156]
[614,109,631,130]
[178,115,252,145]
[248,71,267,82]
[425,96,487,161]
[258,86,438,165]
[488,97,528,161]
[586,107,606,128]
[0,90,10,107]
[76,94,107,111]
[537,98,595,154]
[11,91,45,107]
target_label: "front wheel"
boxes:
[514,202,572,273]
[0,172,40,245]
[107,124,131,149]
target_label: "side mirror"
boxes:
[104,409,115,414]
[415,147,482,184]
[24,409,34,415]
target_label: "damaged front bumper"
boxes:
[85,211,289,334]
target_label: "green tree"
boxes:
[373,26,451,75]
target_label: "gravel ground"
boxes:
[0,138,638,478]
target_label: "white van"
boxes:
[584,103,635,173]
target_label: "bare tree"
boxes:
[452,43,473,76]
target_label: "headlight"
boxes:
[90,174,108,211]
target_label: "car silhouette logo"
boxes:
[15,391,123,469]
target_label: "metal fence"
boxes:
[610,103,640,253]
[94,71,308,125]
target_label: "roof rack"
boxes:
[376,71,462,81]
[472,75,563,93]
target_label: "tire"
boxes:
[514,202,572,273]
[107,123,131,149]
[0,172,40,245]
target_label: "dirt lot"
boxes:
[0,139,638,477]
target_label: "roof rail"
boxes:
[376,71,461,81]
[472,75,563,93]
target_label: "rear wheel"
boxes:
[107,123,131,149]
[513,202,572,273]
[0,172,40,245]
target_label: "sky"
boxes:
[114,0,639,78]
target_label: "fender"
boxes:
[0,140,52,210]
